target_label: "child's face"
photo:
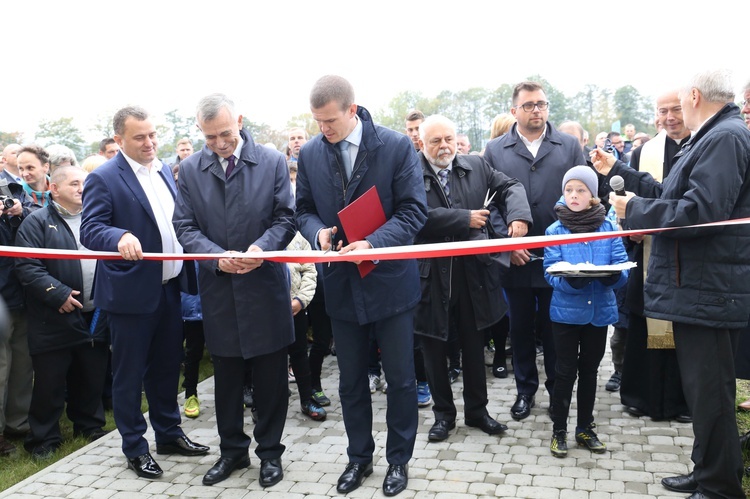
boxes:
[563,180,592,212]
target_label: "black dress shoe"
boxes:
[625,406,645,417]
[687,492,708,499]
[202,455,251,485]
[336,462,373,493]
[510,395,535,421]
[156,435,209,456]
[465,414,507,435]
[127,453,163,479]
[674,414,692,423]
[259,458,283,487]
[428,420,456,442]
[661,472,698,493]
[383,464,408,496]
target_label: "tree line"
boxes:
[0,75,659,161]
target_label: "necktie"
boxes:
[437,168,450,199]
[225,155,236,178]
[338,141,352,181]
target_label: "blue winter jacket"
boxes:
[543,201,629,327]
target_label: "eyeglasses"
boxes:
[515,101,549,112]
[742,100,749,107]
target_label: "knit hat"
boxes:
[562,165,598,198]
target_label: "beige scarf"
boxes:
[638,131,674,349]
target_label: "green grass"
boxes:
[737,379,750,495]
[0,347,214,492]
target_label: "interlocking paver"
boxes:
[0,328,707,498]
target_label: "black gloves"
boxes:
[564,276,593,289]
[597,271,622,286]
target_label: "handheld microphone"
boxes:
[610,175,626,196]
[609,175,627,227]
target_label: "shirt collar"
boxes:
[122,151,161,174]
[342,116,362,147]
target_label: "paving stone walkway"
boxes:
[1,328,694,498]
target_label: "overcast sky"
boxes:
[2,0,746,141]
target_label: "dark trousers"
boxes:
[307,298,332,391]
[289,310,313,402]
[182,320,204,398]
[107,280,183,458]
[25,342,108,452]
[673,323,744,498]
[421,270,488,422]
[332,309,417,465]
[504,287,555,396]
[212,349,288,460]
[549,322,607,432]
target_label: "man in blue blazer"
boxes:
[81,106,208,479]
[296,75,428,497]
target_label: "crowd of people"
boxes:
[0,69,749,498]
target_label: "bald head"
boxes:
[1,144,21,174]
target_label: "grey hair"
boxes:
[682,69,735,103]
[50,165,85,184]
[113,106,149,136]
[742,79,750,93]
[418,115,456,141]
[310,75,355,111]
[46,143,79,168]
[196,93,237,122]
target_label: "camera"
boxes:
[602,138,615,154]
[0,195,14,210]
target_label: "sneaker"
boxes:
[184,394,200,418]
[301,400,327,421]
[550,429,567,458]
[575,423,607,454]
[605,371,621,392]
[368,374,384,393]
[288,367,296,383]
[312,389,331,407]
[381,381,388,393]
[448,367,461,384]
[417,381,432,407]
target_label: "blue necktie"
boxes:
[338,141,352,180]
[226,155,236,178]
[437,168,450,199]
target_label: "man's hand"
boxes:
[319,226,342,252]
[469,209,489,229]
[3,199,22,217]
[608,191,636,220]
[629,234,645,243]
[218,245,264,274]
[590,148,616,176]
[508,220,529,238]
[118,232,143,260]
[59,290,83,314]
[510,249,531,266]
[291,299,303,316]
[339,240,372,265]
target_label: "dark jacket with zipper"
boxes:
[15,202,107,355]
[414,152,532,340]
[622,103,750,328]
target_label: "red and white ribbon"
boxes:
[4,217,750,263]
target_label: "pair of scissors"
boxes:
[324,227,337,267]
[483,189,496,210]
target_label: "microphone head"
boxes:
[610,175,625,192]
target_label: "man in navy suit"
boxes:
[81,106,208,479]
[296,75,428,497]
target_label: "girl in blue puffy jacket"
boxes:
[543,165,629,459]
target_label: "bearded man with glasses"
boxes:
[483,81,587,422]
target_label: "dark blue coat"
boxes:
[80,152,196,314]
[295,106,428,325]
[624,103,750,329]
[173,130,295,358]
[483,122,587,288]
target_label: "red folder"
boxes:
[337,186,386,278]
